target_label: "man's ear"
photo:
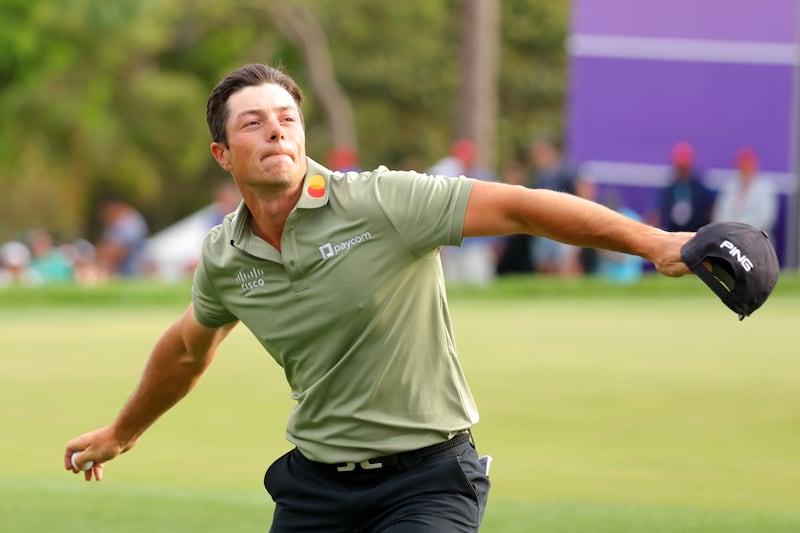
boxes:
[211,142,232,171]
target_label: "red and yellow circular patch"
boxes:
[307,174,325,198]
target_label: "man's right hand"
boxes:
[64,425,137,481]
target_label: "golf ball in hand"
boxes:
[71,451,94,471]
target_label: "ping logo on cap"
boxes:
[681,221,779,320]
[720,240,753,272]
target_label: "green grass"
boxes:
[1,274,799,531]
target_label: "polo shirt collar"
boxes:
[229,157,332,245]
[297,157,332,208]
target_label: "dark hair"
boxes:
[206,64,304,146]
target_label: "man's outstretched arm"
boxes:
[463,180,693,277]
[64,304,238,481]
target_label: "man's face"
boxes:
[211,83,307,194]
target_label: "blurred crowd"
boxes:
[0,192,152,287]
[427,137,779,286]
[0,140,779,288]
[0,183,242,288]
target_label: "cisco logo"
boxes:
[235,266,265,293]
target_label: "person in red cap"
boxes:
[656,142,715,232]
[712,147,778,234]
[327,145,361,172]
[429,138,498,285]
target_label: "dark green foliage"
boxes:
[0,0,569,241]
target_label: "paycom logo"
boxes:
[319,231,373,260]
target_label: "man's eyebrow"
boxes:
[234,108,262,120]
[234,105,297,120]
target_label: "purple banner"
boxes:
[567,0,799,265]
[568,57,795,171]
[572,0,799,43]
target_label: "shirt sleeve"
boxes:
[372,169,474,255]
[191,237,237,328]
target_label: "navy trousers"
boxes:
[264,436,491,532]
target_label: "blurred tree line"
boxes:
[0,0,569,241]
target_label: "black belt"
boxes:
[313,432,471,473]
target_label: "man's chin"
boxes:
[260,157,296,174]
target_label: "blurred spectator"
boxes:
[0,240,32,286]
[595,192,644,284]
[26,228,74,284]
[526,138,584,276]
[655,142,715,232]
[495,160,534,275]
[95,194,149,277]
[527,138,580,194]
[208,182,242,228]
[143,182,243,281]
[62,238,104,286]
[574,177,600,275]
[327,145,361,172]
[430,138,494,181]
[429,138,497,285]
[712,147,778,234]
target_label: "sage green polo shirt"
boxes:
[192,158,479,463]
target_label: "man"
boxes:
[429,138,499,285]
[65,64,692,532]
[526,138,586,275]
[95,194,150,277]
[712,147,778,234]
[656,142,715,233]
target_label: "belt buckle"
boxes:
[335,459,384,472]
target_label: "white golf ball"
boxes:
[71,451,94,472]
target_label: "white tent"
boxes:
[142,205,218,281]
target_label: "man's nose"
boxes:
[265,118,283,141]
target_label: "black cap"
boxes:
[680,222,779,320]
